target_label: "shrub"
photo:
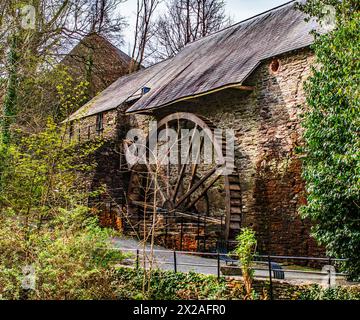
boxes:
[115,268,229,300]
[0,207,124,300]
[234,228,257,299]
[299,1,360,280]
[297,284,360,300]
[0,120,124,299]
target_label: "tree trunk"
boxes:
[2,35,19,144]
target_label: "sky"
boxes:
[119,0,291,54]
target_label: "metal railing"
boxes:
[112,247,349,300]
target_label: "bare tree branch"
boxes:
[150,0,230,62]
[130,0,160,71]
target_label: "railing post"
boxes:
[136,249,139,270]
[173,250,177,273]
[217,252,221,280]
[180,217,183,251]
[267,255,274,300]
[165,214,168,246]
[328,257,332,287]
[197,214,200,251]
[203,216,207,252]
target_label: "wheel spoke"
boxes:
[187,136,204,194]
[186,173,221,210]
[174,165,221,209]
[171,124,198,202]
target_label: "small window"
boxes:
[96,113,104,132]
[141,87,151,95]
[270,59,280,73]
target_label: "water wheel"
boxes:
[126,112,242,240]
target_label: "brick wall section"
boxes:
[71,48,324,257]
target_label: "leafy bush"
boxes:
[115,268,229,300]
[0,206,124,300]
[300,1,360,279]
[115,267,360,301]
[297,284,360,300]
[0,120,124,299]
[234,228,257,299]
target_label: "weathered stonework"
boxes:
[225,277,360,300]
[61,33,132,99]
[70,48,324,257]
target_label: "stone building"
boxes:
[65,1,324,256]
[61,33,133,100]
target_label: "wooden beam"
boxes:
[174,166,220,209]
[186,173,222,210]
[162,83,255,107]
[231,85,255,91]
[171,125,198,203]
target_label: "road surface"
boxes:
[112,237,349,285]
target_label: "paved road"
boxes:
[112,237,348,285]
[113,237,221,274]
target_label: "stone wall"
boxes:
[66,107,130,229]
[226,277,360,300]
[71,47,324,257]
[61,33,131,99]
[146,48,323,257]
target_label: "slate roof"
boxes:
[67,1,320,121]
[62,33,132,66]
